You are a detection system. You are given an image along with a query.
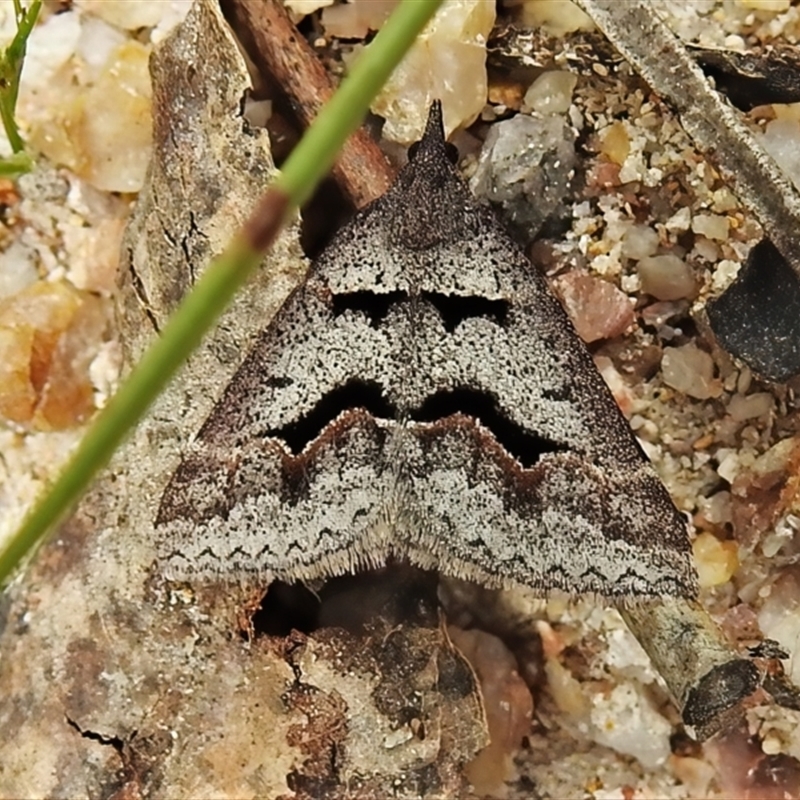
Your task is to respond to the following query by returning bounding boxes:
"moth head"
[407,100,460,166]
[389,101,479,251]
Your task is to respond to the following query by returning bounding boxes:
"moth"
[156,102,697,600]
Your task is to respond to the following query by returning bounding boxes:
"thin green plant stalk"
[0,0,443,587]
[0,0,41,154]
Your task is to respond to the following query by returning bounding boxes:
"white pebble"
[0,241,38,298]
[759,118,800,192]
[21,9,81,92]
[711,259,741,292]
[661,343,718,399]
[692,236,719,263]
[717,451,741,483]
[522,70,578,115]
[692,213,730,241]
[371,0,495,143]
[75,0,166,30]
[665,206,692,232]
[589,683,671,770]
[728,392,774,422]
[621,224,659,260]
[637,253,695,300]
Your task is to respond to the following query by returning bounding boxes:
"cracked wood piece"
[223,0,394,208]
[156,102,697,598]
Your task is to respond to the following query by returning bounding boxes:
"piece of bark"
[223,0,394,209]
[0,2,488,797]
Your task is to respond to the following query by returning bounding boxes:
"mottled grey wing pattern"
[156,103,697,598]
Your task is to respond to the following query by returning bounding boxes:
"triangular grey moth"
[156,102,698,599]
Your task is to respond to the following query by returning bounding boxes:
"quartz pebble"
[78,42,152,192]
[285,0,334,16]
[621,224,659,260]
[321,0,395,38]
[521,70,577,115]
[30,41,153,193]
[449,626,533,796]
[0,241,38,299]
[637,253,696,301]
[371,0,495,143]
[691,213,730,241]
[728,391,774,422]
[0,281,107,429]
[661,343,720,399]
[62,217,126,294]
[518,0,594,36]
[552,271,633,343]
[588,683,672,770]
[665,206,692,233]
[757,567,800,686]
[76,0,167,30]
[759,118,800,192]
[692,532,739,588]
[599,121,630,166]
[470,113,577,239]
[738,0,791,12]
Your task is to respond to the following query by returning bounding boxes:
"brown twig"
[224,0,396,209]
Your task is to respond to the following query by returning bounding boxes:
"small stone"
[0,241,38,299]
[696,491,732,527]
[0,281,108,429]
[693,532,739,588]
[76,0,167,30]
[450,626,533,797]
[62,217,126,294]
[79,42,153,192]
[692,236,720,263]
[665,206,692,233]
[544,657,588,718]
[621,224,659,260]
[285,0,335,16]
[552,271,634,343]
[691,213,730,241]
[759,118,800,192]
[661,343,720,399]
[322,0,394,38]
[599,120,629,166]
[717,450,741,484]
[470,114,577,239]
[589,683,672,770]
[522,70,578,115]
[637,253,696,301]
[371,0,495,143]
[728,392,774,422]
[711,259,741,292]
[519,0,594,36]
[31,41,153,193]
[757,567,800,687]
[738,0,791,10]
